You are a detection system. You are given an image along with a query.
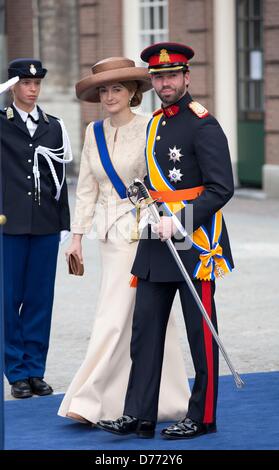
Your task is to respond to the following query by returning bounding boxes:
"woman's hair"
[121,81,143,107]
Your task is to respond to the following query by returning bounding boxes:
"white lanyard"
[33,119,73,204]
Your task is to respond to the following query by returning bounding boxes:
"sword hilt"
[127,178,152,205]
[131,178,150,199]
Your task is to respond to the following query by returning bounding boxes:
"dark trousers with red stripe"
[124,278,219,424]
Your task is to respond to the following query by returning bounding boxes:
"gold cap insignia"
[6,107,14,120]
[30,64,37,75]
[159,49,170,63]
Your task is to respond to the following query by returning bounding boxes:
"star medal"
[168,145,183,162]
[168,167,183,183]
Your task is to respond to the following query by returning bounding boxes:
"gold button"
[28,192,32,196]
[29,143,33,147]
[0,215,7,225]
[27,175,31,179]
[28,159,32,163]
[162,121,166,126]
[156,135,161,141]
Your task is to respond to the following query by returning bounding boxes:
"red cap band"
[148,52,188,67]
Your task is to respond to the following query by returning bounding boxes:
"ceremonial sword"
[127,178,244,389]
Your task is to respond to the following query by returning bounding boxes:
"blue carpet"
[4,371,279,450]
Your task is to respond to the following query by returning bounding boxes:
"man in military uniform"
[97,43,234,439]
[0,59,72,398]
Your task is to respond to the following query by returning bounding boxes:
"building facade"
[2,0,81,168]
[1,0,279,196]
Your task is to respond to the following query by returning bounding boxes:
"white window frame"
[122,0,169,114]
[140,0,169,112]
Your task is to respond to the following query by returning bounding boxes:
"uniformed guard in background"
[97,42,234,439]
[0,58,72,399]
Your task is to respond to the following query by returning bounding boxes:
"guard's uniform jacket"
[132,92,234,282]
[0,104,70,235]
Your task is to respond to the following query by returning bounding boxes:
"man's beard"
[157,84,187,106]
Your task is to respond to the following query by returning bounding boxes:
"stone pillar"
[213,0,238,185]
[122,0,140,64]
[263,0,279,198]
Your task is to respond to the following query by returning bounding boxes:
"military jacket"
[132,92,234,282]
[0,105,70,235]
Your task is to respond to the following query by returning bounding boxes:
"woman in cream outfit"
[58,57,190,424]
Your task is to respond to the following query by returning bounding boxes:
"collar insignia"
[30,64,37,75]
[159,49,170,63]
[42,111,49,123]
[163,104,180,118]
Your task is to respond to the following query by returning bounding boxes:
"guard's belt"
[149,185,205,202]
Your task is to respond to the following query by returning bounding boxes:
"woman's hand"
[65,234,83,264]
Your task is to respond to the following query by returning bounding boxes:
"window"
[140,0,169,112]
[237,0,264,117]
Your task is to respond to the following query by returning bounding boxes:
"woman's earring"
[129,95,134,106]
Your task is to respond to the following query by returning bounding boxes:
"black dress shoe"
[97,415,155,438]
[161,417,217,439]
[29,377,53,396]
[11,379,33,399]
[136,420,155,438]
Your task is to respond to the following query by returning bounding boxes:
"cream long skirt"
[58,220,190,423]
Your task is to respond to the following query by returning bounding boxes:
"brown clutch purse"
[68,253,84,276]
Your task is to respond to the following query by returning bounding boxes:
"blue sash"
[93,121,127,199]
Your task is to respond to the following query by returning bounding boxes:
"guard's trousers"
[124,278,219,424]
[3,233,60,383]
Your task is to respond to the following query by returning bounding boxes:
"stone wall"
[79,0,123,132]
[263,0,279,197]
[5,0,81,169]
[6,0,34,59]
[168,0,214,111]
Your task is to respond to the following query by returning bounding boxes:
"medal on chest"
[168,145,183,162]
[167,146,183,183]
[168,167,183,183]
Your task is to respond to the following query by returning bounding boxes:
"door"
[237,0,264,187]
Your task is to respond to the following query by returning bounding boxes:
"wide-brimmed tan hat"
[76,57,152,102]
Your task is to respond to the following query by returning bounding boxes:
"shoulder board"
[153,108,163,117]
[188,101,209,119]
[5,106,15,120]
[45,113,59,121]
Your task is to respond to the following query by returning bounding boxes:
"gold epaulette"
[153,108,163,117]
[188,101,209,119]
